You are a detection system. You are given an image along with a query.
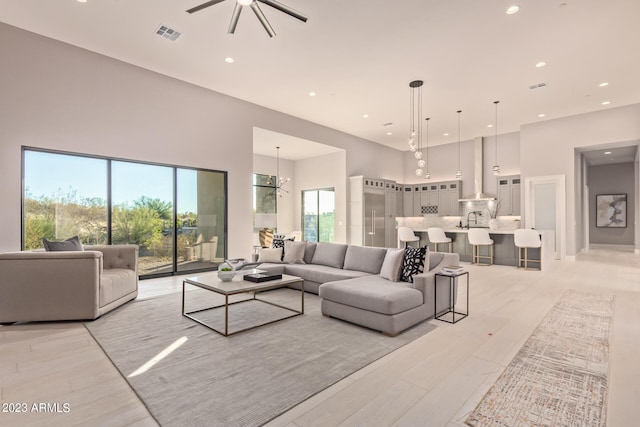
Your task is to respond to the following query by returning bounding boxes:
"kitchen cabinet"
[497,175,521,215]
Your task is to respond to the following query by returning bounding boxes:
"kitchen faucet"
[466,211,481,228]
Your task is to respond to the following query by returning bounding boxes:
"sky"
[24,150,198,213]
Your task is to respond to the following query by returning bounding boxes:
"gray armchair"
[0,245,138,323]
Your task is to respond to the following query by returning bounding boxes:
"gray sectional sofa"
[257,242,459,336]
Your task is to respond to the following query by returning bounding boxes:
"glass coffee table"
[182,272,304,336]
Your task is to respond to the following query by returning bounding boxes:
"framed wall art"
[596,194,627,228]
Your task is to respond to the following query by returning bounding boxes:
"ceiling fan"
[187,0,308,38]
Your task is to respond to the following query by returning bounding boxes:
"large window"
[23,148,227,278]
[302,188,335,242]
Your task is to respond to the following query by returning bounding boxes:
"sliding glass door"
[302,188,335,242]
[23,148,227,278]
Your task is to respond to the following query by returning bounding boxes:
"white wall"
[401,131,520,196]
[520,104,640,257]
[0,23,403,255]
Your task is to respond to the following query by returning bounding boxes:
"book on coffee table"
[243,273,283,283]
[441,265,465,275]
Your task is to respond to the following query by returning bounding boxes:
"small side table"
[434,271,469,323]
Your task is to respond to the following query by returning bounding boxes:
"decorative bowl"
[217,263,235,281]
[217,270,235,282]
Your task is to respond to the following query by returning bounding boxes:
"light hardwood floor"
[1,246,638,426]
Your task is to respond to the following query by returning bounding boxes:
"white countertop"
[411,228,518,235]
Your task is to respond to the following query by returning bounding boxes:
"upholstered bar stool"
[514,228,542,270]
[398,227,420,248]
[427,227,452,252]
[468,228,494,265]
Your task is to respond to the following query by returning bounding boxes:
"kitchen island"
[404,228,554,270]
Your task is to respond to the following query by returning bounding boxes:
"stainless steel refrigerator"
[364,191,386,247]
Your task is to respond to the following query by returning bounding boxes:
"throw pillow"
[283,240,307,264]
[257,247,283,263]
[42,236,84,252]
[400,246,427,283]
[272,236,294,260]
[379,248,404,282]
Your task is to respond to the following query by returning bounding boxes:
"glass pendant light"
[455,110,462,179]
[492,100,501,175]
[424,117,431,180]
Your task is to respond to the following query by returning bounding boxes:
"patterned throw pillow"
[272,236,294,260]
[400,246,427,283]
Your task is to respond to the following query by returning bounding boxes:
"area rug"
[85,288,436,427]
[466,289,614,427]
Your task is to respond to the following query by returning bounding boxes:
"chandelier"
[407,80,425,177]
[266,146,290,197]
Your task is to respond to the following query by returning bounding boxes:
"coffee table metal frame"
[434,271,469,324]
[182,274,304,336]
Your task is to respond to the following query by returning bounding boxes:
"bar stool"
[468,228,494,265]
[514,229,542,270]
[398,227,420,248]
[427,227,452,252]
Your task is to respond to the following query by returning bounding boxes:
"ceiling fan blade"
[186,0,227,14]
[250,2,276,37]
[227,2,243,34]
[258,0,308,22]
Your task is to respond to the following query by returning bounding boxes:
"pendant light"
[408,80,425,176]
[424,117,431,180]
[492,101,500,175]
[455,110,462,179]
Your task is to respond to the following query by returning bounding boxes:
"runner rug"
[85,288,436,427]
[466,289,614,427]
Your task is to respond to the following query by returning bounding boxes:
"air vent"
[529,82,547,90]
[155,25,182,41]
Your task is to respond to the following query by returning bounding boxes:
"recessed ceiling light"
[224,57,234,63]
[536,61,546,68]
[604,151,612,155]
[362,114,369,118]
[538,113,546,117]
[443,133,449,136]
[506,5,520,15]
[77,0,87,3]
[308,91,316,97]
[599,82,609,87]
[386,132,392,136]
[487,124,493,128]
[601,101,611,105]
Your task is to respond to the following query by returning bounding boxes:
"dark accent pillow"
[400,246,427,283]
[42,236,84,252]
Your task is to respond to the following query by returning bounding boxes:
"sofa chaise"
[257,242,459,336]
[0,245,139,323]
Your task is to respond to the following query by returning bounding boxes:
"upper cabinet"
[401,180,461,216]
[497,175,521,216]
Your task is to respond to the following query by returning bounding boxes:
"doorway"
[524,175,566,260]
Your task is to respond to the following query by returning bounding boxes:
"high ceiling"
[2,0,640,155]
